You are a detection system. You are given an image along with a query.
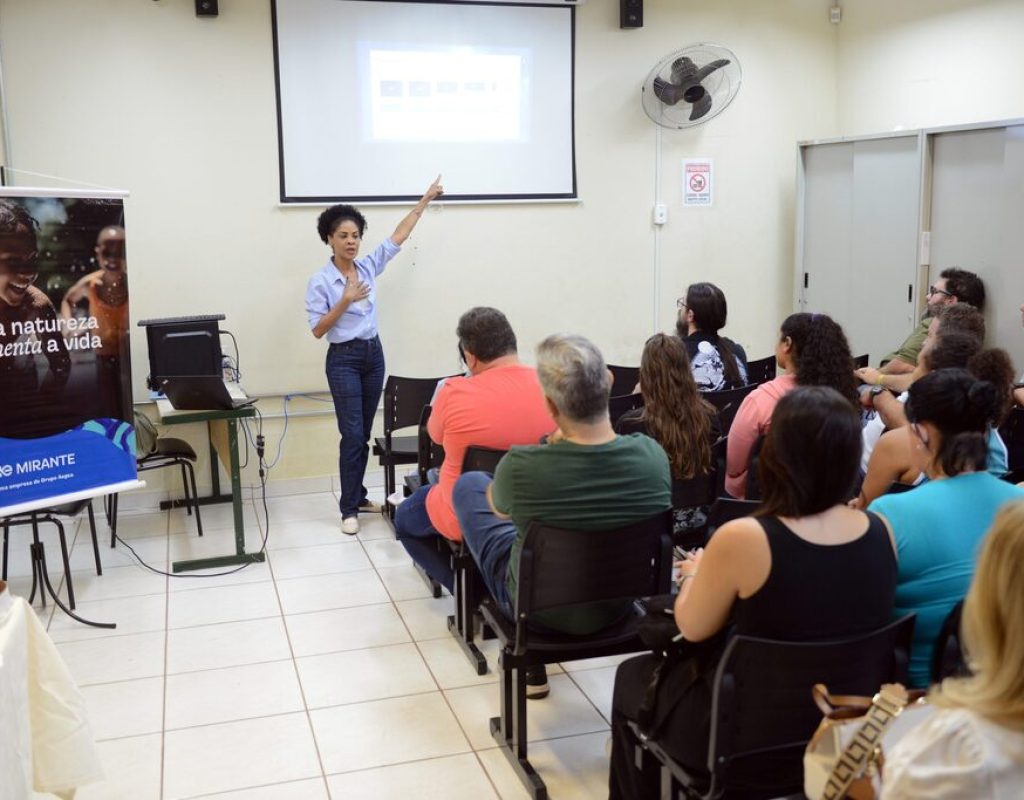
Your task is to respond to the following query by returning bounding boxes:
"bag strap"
[821,684,911,800]
[812,684,874,716]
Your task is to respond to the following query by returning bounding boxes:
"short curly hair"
[780,313,859,406]
[0,198,38,237]
[317,204,366,243]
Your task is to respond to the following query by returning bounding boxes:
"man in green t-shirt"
[878,267,985,374]
[452,333,671,699]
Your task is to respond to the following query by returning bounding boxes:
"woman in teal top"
[870,368,1024,687]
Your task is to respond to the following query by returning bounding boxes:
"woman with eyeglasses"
[868,368,1024,688]
[675,282,748,392]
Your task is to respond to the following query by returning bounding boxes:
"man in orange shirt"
[394,307,555,592]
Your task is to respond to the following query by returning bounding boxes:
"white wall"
[836,0,1024,134]
[0,0,838,484]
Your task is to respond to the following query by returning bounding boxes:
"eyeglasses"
[927,285,952,298]
[675,298,687,310]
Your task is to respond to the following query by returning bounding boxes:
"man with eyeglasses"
[0,198,71,436]
[878,267,985,376]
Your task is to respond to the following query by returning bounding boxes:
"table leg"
[171,416,266,572]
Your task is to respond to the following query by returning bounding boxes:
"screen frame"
[270,0,578,204]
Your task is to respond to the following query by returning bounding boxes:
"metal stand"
[26,517,115,629]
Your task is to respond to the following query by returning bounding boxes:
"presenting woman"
[306,176,443,534]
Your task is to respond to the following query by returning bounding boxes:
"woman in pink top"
[725,312,858,498]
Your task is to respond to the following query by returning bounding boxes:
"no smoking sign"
[683,159,713,206]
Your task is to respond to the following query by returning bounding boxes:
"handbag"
[635,594,726,737]
[804,683,932,800]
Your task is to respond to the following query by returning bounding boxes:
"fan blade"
[692,58,731,84]
[653,76,684,106]
[689,92,713,121]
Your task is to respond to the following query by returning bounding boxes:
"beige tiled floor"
[14,484,630,799]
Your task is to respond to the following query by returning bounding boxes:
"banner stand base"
[29,541,115,629]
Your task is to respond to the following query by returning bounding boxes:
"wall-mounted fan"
[641,44,741,129]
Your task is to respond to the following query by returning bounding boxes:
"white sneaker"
[341,516,360,535]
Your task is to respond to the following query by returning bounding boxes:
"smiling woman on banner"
[305,176,444,535]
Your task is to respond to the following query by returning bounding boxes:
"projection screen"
[272,0,577,203]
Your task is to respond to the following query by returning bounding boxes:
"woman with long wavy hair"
[882,499,1024,798]
[725,312,858,498]
[615,334,720,541]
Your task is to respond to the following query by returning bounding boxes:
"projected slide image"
[366,48,526,142]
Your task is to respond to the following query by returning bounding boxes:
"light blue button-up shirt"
[305,238,400,343]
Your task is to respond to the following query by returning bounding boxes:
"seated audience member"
[868,369,1024,688]
[1016,300,1024,408]
[452,333,671,697]
[608,387,897,800]
[882,499,1024,799]
[394,307,554,592]
[879,267,985,375]
[857,301,985,398]
[615,333,721,542]
[856,345,1014,507]
[676,282,748,391]
[858,329,984,478]
[725,312,858,498]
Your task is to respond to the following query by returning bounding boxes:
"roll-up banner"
[0,190,136,512]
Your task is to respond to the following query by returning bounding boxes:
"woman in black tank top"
[609,387,898,800]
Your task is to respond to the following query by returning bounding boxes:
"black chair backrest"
[608,364,640,397]
[515,511,673,619]
[744,356,777,386]
[998,406,1024,473]
[931,599,969,683]
[608,392,645,426]
[415,405,446,483]
[854,353,870,369]
[461,445,507,475]
[382,375,455,440]
[702,384,757,436]
[706,496,760,539]
[708,614,915,796]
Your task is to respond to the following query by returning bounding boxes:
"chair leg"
[87,501,102,576]
[447,550,488,675]
[53,516,76,610]
[179,463,193,516]
[2,521,9,581]
[109,493,119,547]
[183,461,204,537]
[491,655,547,799]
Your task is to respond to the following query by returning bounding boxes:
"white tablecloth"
[0,582,103,799]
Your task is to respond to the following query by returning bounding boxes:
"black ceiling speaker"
[195,0,218,16]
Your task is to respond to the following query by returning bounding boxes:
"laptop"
[160,376,256,411]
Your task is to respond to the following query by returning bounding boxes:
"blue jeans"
[326,336,385,517]
[394,484,455,593]
[452,471,516,616]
